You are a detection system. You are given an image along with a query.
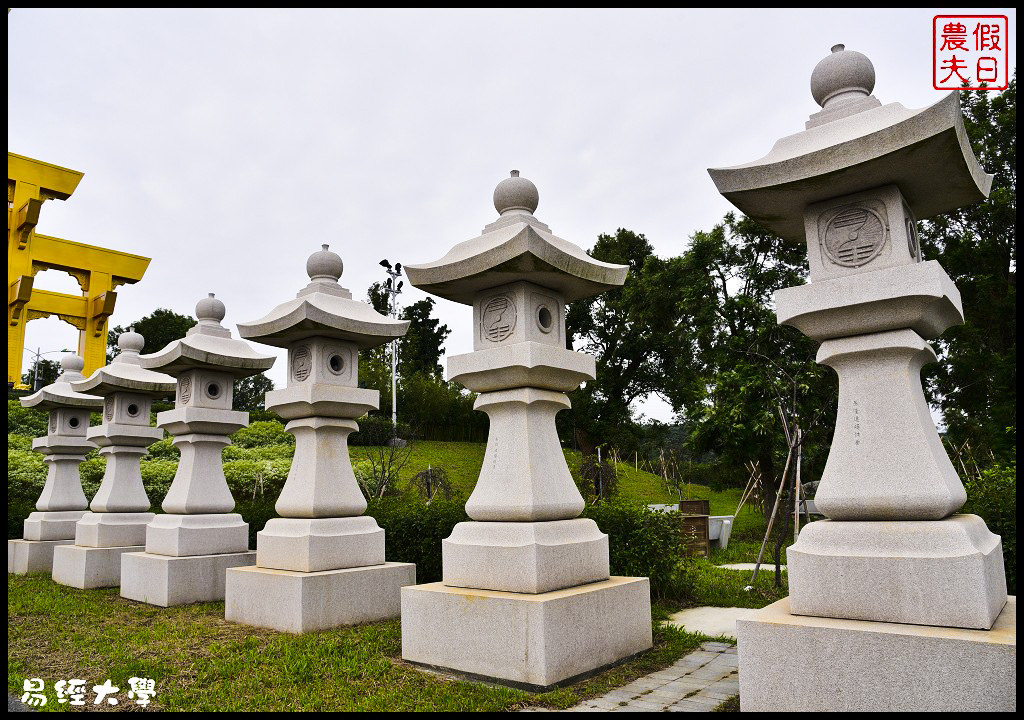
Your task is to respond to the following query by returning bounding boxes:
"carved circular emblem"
[823,206,887,268]
[104,397,115,421]
[906,219,919,260]
[179,376,192,404]
[481,295,516,343]
[292,345,312,381]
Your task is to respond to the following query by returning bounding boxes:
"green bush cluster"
[8,434,46,539]
[962,460,1016,594]
[367,496,469,582]
[7,399,48,438]
[230,420,294,448]
[582,501,687,598]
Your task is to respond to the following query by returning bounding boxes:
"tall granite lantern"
[401,171,652,690]
[8,355,102,574]
[709,45,1014,711]
[119,294,275,606]
[224,245,415,633]
[51,330,175,589]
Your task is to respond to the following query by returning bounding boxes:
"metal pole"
[794,426,803,542]
[391,331,398,426]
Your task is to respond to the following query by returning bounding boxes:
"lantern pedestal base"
[401,577,652,691]
[225,561,415,633]
[52,544,142,589]
[8,539,73,575]
[120,550,256,606]
[737,596,1016,712]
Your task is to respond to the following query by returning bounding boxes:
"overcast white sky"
[8,8,1016,421]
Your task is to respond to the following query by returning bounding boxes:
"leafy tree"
[21,358,61,390]
[664,214,834,486]
[108,308,197,358]
[919,78,1016,460]
[564,229,684,455]
[232,373,274,412]
[399,298,450,378]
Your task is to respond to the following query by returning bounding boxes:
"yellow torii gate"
[8,152,151,386]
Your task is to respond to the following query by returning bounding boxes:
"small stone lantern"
[225,244,414,633]
[51,330,175,589]
[709,45,1011,711]
[119,294,275,606]
[401,171,652,690]
[8,354,102,574]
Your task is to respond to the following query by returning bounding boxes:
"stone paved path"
[523,642,738,712]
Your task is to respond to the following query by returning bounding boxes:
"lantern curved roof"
[238,290,409,350]
[708,91,992,243]
[406,215,627,305]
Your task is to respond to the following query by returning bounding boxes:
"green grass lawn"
[8,575,717,712]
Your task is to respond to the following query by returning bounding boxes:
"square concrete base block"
[145,513,249,556]
[738,596,1016,712]
[8,539,73,575]
[401,577,653,691]
[52,544,143,589]
[24,511,88,541]
[120,550,256,606]
[75,512,155,548]
[225,561,416,633]
[442,519,609,593]
[789,515,1007,628]
[256,516,385,572]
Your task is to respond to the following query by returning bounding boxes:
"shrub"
[8,439,46,538]
[141,458,179,507]
[579,455,620,503]
[963,460,1016,594]
[7,400,48,438]
[583,501,687,598]
[408,466,455,501]
[231,420,294,448]
[145,437,179,459]
[368,496,468,583]
[79,457,107,498]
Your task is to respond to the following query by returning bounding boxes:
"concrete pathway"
[522,642,738,712]
[665,607,760,640]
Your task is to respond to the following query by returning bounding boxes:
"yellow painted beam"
[8,152,152,384]
[7,153,83,201]
[31,234,150,285]
[24,288,88,318]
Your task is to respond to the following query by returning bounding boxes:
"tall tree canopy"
[108,308,197,358]
[920,78,1016,459]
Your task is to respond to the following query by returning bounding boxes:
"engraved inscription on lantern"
[178,375,192,404]
[852,400,861,446]
[820,202,888,268]
[292,345,312,382]
[481,295,516,343]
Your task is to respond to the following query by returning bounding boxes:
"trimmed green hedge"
[583,501,687,598]
[963,460,1016,594]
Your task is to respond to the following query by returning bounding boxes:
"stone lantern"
[709,45,1013,711]
[224,244,415,633]
[119,294,275,606]
[8,354,102,574]
[400,171,652,690]
[50,330,175,589]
